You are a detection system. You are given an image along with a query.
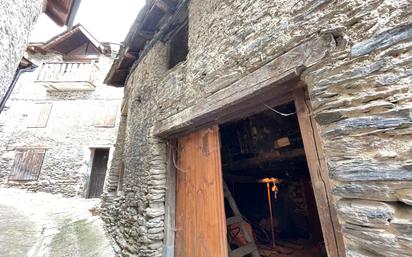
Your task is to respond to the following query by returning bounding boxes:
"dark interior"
[168,22,189,69]
[220,101,326,257]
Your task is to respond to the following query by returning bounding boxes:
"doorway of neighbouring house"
[220,101,326,257]
[87,148,109,198]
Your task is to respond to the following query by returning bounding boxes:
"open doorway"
[87,148,109,198]
[220,101,326,257]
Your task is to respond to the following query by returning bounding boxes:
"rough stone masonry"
[0,0,43,105]
[101,0,412,256]
[0,51,123,197]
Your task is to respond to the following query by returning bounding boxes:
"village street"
[0,188,115,257]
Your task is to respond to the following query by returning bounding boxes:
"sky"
[30,0,145,44]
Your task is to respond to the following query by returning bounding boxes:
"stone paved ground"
[0,188,115,257]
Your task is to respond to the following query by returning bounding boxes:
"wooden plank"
[293,89,346,257]
[139,30,156,40]
[226,215,243,226]
[175,126,228,257]
[231,243,258,257]
[104,104,118,127]
[155,0,176,14]
[9,149,46,181]
[224,148,305,171]
[224,183,260,257]
[274,137,290,148]
[153,35,333,137]
[95,103,118,127]
[163,140,176,257]
[28,103,53,128]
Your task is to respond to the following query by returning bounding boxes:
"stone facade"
[102,0,412,256]
[0,51,123,197]
[0,0,43,106]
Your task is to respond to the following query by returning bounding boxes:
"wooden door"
[88,148,109,198]
[175,126,228,257]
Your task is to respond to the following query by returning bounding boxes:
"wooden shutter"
[28,103,52,128]
[175,126,228,257]
[8,148,46,181]
[95,103,118,127]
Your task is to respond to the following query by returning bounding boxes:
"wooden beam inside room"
[223,148,305,172]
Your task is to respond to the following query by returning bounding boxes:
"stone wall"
[0,53,124,197]
[102,0,412,256]
[0,0,43,105]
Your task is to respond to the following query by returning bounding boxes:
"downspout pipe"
[0,63,38,114]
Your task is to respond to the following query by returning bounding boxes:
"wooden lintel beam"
[152,35,334,137]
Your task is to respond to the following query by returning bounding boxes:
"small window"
[8,148,46,181]
[28,103,52,128]
[168,22,188,69]
[94,103,118,127]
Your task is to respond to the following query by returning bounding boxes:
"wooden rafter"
[224,148,306,171]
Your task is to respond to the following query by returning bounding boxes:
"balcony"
[36,61,99,91]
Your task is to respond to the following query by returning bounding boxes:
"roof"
[45,0,82,27]
[28,24,106,56]
[19,57,35,69]
[105,0,189,87]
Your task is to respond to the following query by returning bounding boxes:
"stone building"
[0,25,123,198]
[102,0,412,257]
[0,0,81,112]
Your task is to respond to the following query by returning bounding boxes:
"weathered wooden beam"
[224,148,305,171]
[124,51,139,58]
[293,89,346,257]
[155,0,176,14]
[139,30,155,40]
[152,35,334,137]
[163,140,177,257]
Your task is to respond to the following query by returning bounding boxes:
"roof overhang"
[19,57,35,69]
[105,0,190,87]
[45,0,82,27]
[41,24,105,55]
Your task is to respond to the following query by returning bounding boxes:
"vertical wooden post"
[164,140,177,257]
[293,88,346,257]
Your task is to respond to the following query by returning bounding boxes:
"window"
[94,103,118,127]
[28,103,52,128]
[168,22,188,69]
[8,148,46,181]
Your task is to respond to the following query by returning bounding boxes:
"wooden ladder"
[224,183,261,257]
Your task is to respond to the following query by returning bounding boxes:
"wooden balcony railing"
[36,61,99,91]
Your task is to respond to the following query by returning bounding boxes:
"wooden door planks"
[175,126,228,257]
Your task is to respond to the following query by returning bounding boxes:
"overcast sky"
[30,0,145,44]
